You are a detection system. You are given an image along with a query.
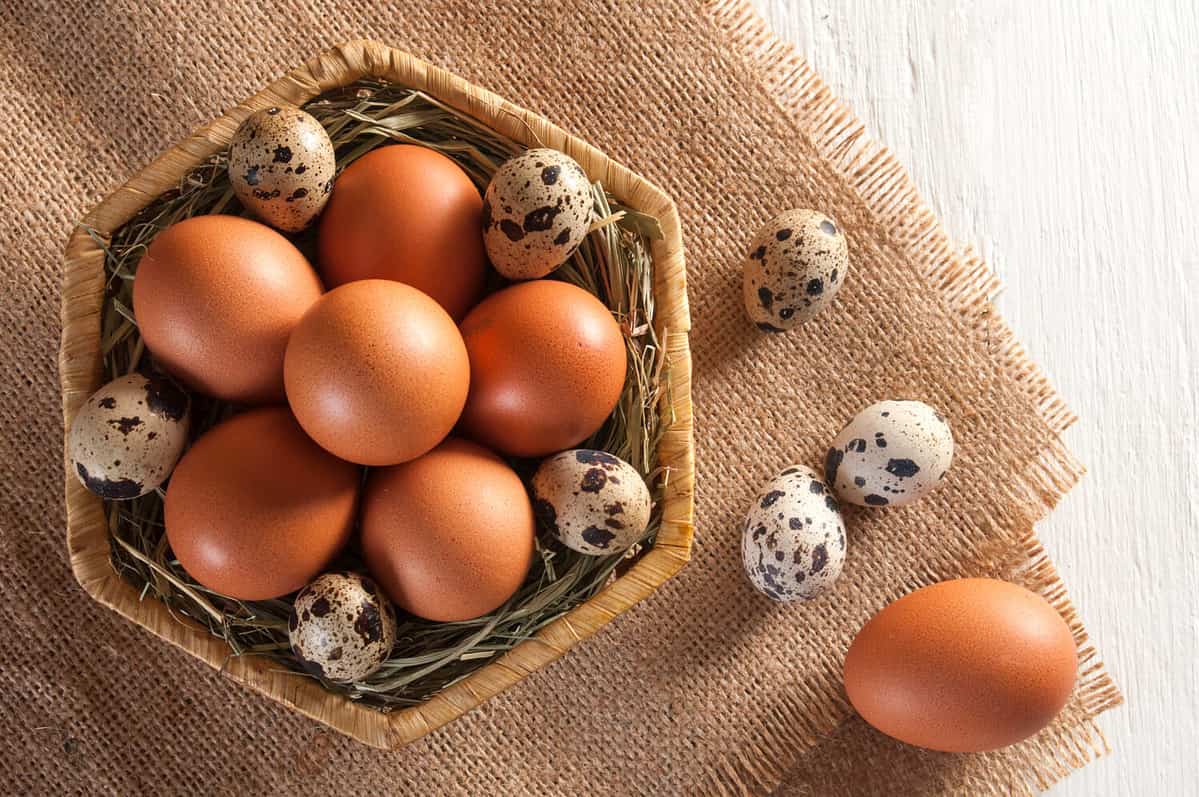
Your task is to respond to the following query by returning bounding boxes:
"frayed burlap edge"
[697,2,1124,794]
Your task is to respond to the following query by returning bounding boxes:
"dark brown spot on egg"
[582,525,616,549]
[885,459,921,478]
[97,397,116,409]
[145,376,188,421]
[327,646,343,661]
[354,601,384,644]
[760,490,785,508]
[758,286,774,310]
[554,228,571,245]
[604,501,624,516]
[295,163,306,174]
[750,245,766,260]
[581,468,607,493]
[272,145,292,163]
[575,450,619,466]
[864,494,890,506]
[810,544,829,574]
[310,597,331,617]
[542,165,560,185]
[806,278,824,296]
[500,219,525,241]
[524,205,560,232]
[107,416,143,435]
[824,447,843,485]
[75,462,142,499]
[776,228,792,241]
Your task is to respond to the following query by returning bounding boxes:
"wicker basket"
[58,39,694,749]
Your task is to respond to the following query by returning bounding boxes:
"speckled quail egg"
[743,208,849,332]
[742,465,846,601]
[824,400,954,508]
[531,449,651,555]
[229,106,336,232]
[482,148,594,280]
[69,373,190,500]
[289,572,397,683]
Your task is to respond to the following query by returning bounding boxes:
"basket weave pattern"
[58,39,694,749]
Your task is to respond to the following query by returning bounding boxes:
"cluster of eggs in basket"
[68,107,652,683]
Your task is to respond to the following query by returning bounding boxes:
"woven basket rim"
[58,39,694,749]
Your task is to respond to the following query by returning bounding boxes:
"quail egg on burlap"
[289,572,397,682]
[531,449,651,555]
[742,465,846,601]
[229,106,336,232]
[743,208,849,332]
[824,400,954,508]
[69,373,190,500]
[482,148,594,280]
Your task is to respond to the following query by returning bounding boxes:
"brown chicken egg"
[284,280,470,466]
[459,280,627,458]
[317,145,487,320]
[843,578,1078,753]
[132,214,323,404]
[360,437,535,622]
[164,407,360,601]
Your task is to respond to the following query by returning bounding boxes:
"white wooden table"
[751,2,1198,794]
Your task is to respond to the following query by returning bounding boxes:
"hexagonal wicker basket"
[58,39,694,749]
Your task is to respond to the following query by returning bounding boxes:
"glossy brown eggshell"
[316,144,487,320]
[283,280,470,466]
[458,280,627,458]
[843,578,1078,753]
[132,214,323,404]
[360,437,535,622]
[164,407,360,601]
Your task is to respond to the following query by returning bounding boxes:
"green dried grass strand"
[92,80,667,710]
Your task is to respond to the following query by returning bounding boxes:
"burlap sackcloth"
[0,1,1121,794]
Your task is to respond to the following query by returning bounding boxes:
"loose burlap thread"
[0,1,1120,795]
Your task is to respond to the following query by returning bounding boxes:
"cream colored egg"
[482,148,593,279]
[742,465,847,601]
[824,400,954,507]
[229,106,336,232]
[69,373,190,499]
[289,572,397,683]
[743,208,849,332]
[531,449,651,555]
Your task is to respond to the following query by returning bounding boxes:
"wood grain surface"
[750,1,1198,794]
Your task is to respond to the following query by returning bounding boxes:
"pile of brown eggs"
[69,107,651,683]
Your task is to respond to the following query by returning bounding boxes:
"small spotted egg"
[229,106,336,232]
[482,148,593,280]
[531,449,651,556]
[69,373,190,500]
[824,400,954,508]
[743,208,849,332]
[289,572,397,683]
[742,465,846,601]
